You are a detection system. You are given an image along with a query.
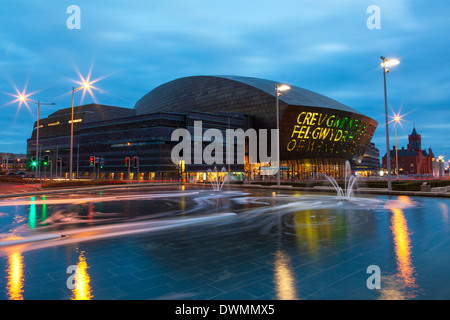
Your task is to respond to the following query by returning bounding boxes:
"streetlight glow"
[10,87,55,182]
[275,83,291,187]
[69,72,102,180]
[381,56,401,191]
[277,84,291,92]
[381,58,400,68]
[391,110,406,181]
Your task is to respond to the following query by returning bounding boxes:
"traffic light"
[31,157,37,167]
[43,155,49,166]
[90,156,95,166]
[132,156,139,168]
[125,157,130,167]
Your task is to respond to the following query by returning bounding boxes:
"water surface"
[0,185,448,300]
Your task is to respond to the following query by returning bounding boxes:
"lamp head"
[381,59,400,68]
[277,84,291,92]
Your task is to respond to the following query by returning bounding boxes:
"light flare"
[71,63,107,105]
[4,85,38,117]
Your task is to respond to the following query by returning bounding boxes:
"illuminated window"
[111,142,157,148]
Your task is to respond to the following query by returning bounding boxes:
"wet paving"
[0,185,449,300]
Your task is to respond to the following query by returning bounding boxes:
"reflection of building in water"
[7,251,24,300]
[292,210,347,256]
[71,251,93,300]
[273,250,299,300]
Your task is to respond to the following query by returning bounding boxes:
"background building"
[382,126,434,177]
[27,75,378,181]
[351,142,380,177]
[433,156,445,178]
[0,153,27,172]
[135,76,378,180]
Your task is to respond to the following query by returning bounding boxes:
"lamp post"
[275,84,291,187]
[380,56,400,191]
[77,143,80,180]
[19,96,55,180]
[394,115,400,180]
[70,82,90,180]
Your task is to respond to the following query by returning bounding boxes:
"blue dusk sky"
[1,0,449,161]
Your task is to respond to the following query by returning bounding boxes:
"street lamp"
[380,56,400,191]
[394,115,400,180]
[69,81,91,180]
[392,112,405,181]
[275,83,291,187]
[18,95,55,180]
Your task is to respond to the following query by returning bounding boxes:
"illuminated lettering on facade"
[283,110,377,159]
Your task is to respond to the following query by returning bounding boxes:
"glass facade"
[27,76,378,181]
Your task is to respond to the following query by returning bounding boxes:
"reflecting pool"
[0,186,449,299]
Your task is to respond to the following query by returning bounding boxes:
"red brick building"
[382,127,434,175]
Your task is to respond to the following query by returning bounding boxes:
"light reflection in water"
[88,203,93,222]
[383,196,418,299]
[440,203,449,230]
[292,210,339,256]
[180,196,185,214]
[7,251,24,300]
[28,197,36,229]
[295,212,319,255]
[98,191,103,213]
[41,196,47,224]
[273,250,299,300]
[71,251,93,300]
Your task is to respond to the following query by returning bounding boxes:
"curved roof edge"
[178,75,362,114]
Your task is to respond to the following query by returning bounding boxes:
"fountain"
[322,161,358,201]
[207,166,228,192]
